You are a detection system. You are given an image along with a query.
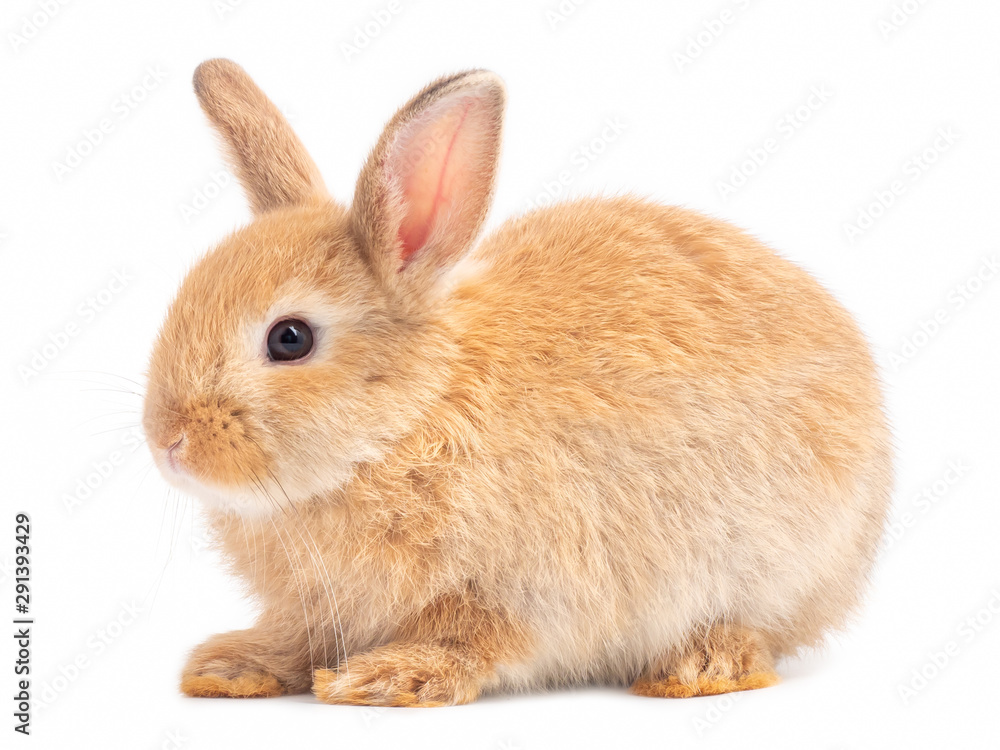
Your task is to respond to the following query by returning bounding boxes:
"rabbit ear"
[193,59,328,215]
[352,70,505,302]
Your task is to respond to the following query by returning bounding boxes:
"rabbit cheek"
[183,400,266,486]
[203,425,259,486]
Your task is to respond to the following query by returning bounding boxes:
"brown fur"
[143,60,892,705]
[181,673,284,699]
[192,59,327,214]
[631,624,779,698]
[313,585,531,706]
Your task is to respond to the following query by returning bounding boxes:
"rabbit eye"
[266,319,314,362]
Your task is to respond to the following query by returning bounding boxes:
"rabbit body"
[144,61,891,705]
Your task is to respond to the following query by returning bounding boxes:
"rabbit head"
[142,60,505,515]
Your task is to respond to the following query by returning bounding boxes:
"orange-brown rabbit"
[142,59,892,705]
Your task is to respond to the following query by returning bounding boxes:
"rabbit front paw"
[180,628,310,697]
[313,644,481,707]
[181,670,284,698]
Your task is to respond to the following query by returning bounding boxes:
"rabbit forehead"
[164,205,370,351]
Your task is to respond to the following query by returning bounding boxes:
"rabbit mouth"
[146,431,286,516]
[165,436,185,473]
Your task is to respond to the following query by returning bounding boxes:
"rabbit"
[142,58,892,706]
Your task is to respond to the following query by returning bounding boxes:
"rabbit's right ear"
[193,59,327,215]
[352,71,505,304]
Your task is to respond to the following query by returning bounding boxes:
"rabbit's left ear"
[193,59,328,215]
[352,71,505,301]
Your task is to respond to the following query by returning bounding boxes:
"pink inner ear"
[393,98,476,263]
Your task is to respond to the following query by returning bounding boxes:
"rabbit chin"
[159,465,294,518]
[158,453,367,518]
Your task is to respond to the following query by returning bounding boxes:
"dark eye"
[266,319,314,362]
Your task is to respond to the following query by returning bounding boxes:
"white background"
[2,0,998,748]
